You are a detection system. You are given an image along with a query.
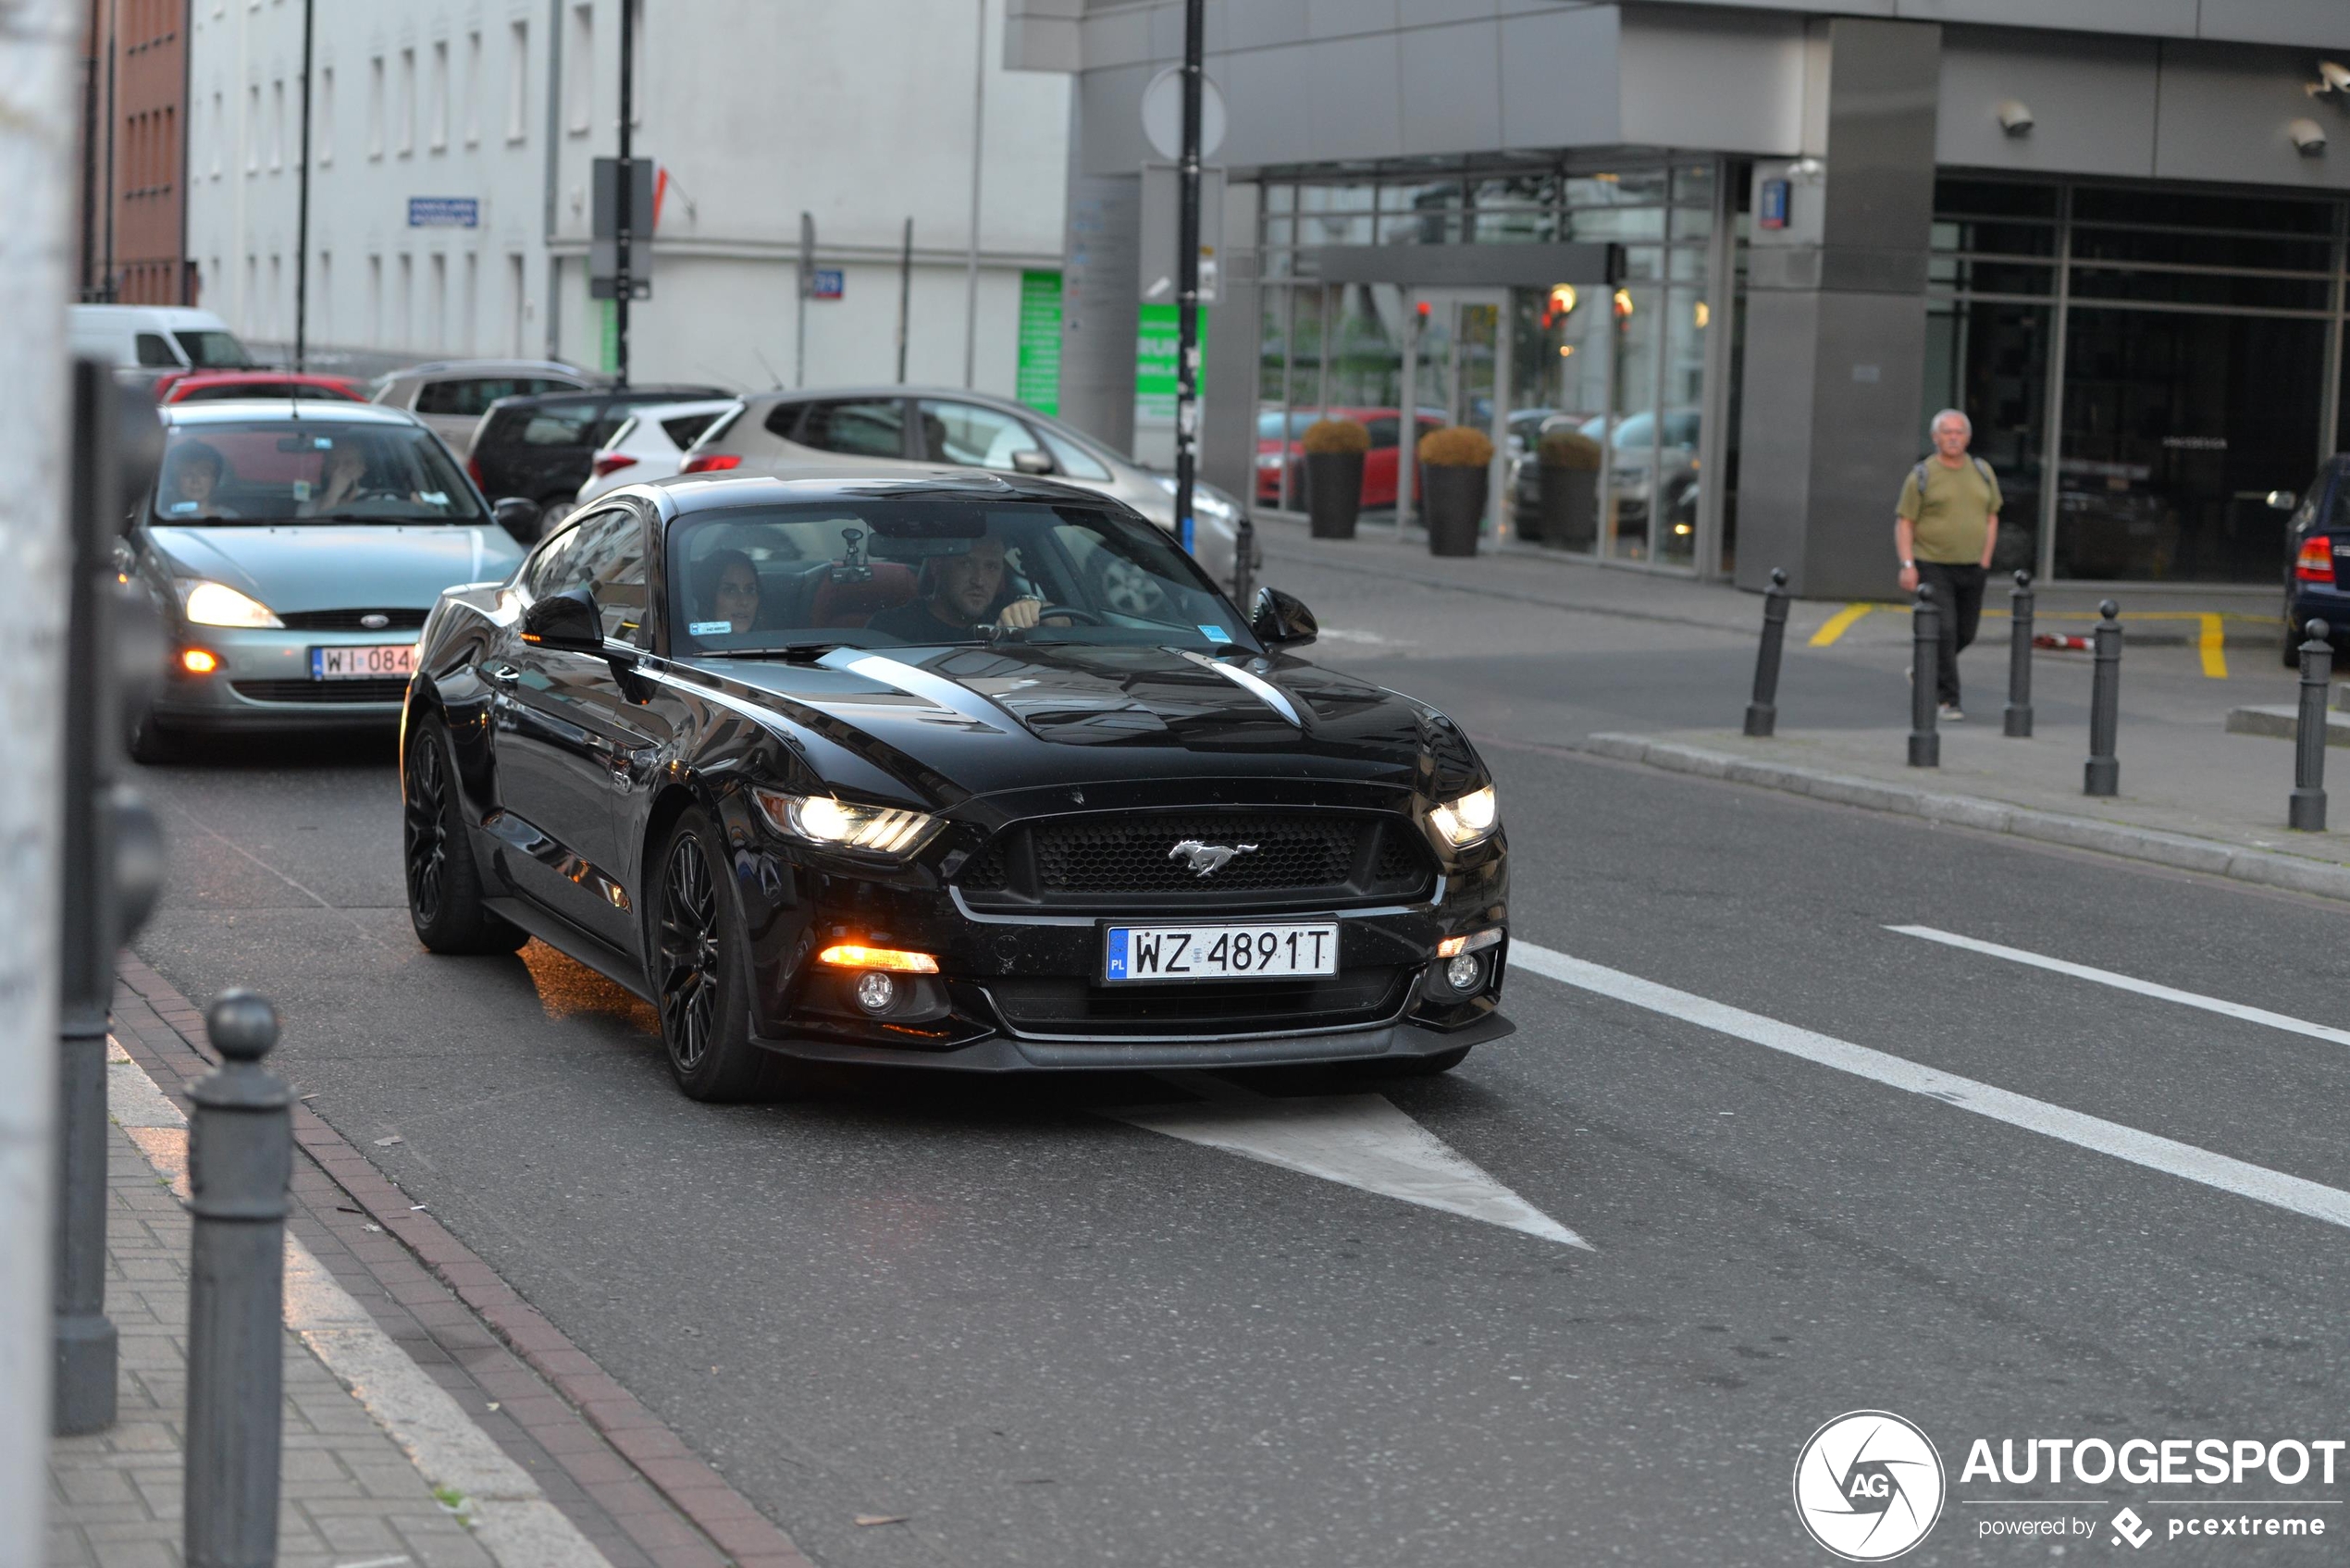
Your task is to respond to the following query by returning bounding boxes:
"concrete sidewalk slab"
[2226,705,2350,746]
[1586,724,2350,905]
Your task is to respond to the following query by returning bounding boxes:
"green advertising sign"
[1134,302,1206,422]
[1016,270,1062,416]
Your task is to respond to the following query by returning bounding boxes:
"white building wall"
[189,0,1071,398]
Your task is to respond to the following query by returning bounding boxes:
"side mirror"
[1010,449,1056,476]
[494,495,544,544]
[519,586,602,652]
[1249,586,1318,649]
[2267,490,2299,513]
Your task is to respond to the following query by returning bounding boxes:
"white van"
[68,305,255,377]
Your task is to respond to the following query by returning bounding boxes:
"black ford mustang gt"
[399,472,1511,1099]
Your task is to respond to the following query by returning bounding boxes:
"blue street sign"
[810,268,844,300]
[408,197,480,228]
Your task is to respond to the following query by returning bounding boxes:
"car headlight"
[1427,784,1499,849]
[752,789,941,856]
[179,579,283,628]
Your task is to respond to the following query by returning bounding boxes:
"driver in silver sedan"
[864,533,1053,640]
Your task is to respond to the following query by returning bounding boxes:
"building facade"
[80,0,192,304]
[1020,0,2350,594]
[185,0,1072,401]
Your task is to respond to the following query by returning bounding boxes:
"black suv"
[469,385,731,517]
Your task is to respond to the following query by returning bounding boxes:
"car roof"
[386,359,590,379]
[489,384,729,410]
[170,370,352,383]
[160,400,427,428]
[627,469,1125,518]
[733,384,1051,409]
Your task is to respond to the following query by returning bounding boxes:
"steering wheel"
[1002,603,1104,633]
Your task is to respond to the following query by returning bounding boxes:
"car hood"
[150,524,525,612]
[675,640,1482,807]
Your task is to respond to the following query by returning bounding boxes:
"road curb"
[109,953,820,1568]
[1582,733,2350,905]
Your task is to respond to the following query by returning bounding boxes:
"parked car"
[367,359,600,456]
[1512,408,1701,537]
[573,398,741,508]
[122,401,531,759]
[69,305,254,386]
[399,471,1510,1096]
[1255,406,1444,512]
[677,387,1254,586]
[158,370,365,404]
[2280,453,2350,666]
[468,384,735,529]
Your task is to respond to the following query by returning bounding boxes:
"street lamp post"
[1172,0,1203,556]
[613,0,636,388]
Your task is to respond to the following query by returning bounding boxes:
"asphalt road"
[128,580,2350,1567]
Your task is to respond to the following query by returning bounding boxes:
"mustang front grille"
[956,810,1434,911]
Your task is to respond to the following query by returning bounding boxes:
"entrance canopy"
[1303,242,1624,290]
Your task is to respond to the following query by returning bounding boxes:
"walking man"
[1896,409,2001,721]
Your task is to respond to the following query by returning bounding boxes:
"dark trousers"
[1916,562,1986,707]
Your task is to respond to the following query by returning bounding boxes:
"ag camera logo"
[1794,1411,1948,1561]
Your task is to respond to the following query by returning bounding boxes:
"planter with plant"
[1300,417,1370,539]
[1534,427,1602,550]
[1416,426,1494,557]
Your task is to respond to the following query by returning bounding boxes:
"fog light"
[1444,954,1482,991]
[180,648,219,675]
[816,943,939,973]
[853,971,898,1013]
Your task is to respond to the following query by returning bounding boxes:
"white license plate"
[1104,922,1339,982]
[310,643,415,680]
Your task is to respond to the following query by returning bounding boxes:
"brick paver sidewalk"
[45,1043,604,1568]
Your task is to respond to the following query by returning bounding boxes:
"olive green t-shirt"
[1897,458,2002,564]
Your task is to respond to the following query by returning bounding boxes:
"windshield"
[172,329,254,368]
[669,499,1253,656]
[153,420,489,525]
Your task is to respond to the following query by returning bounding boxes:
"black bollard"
[2084,599,2122,796]
[1910,584,1940,768]
[1231,514,1256,610]
[185,993,292,1568]
[2003,569,2035,739]
[1745,567,1790,737]
[2290,618,2332,833]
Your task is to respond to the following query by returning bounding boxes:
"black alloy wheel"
[649,809,780,1102]
[402,713,526,955]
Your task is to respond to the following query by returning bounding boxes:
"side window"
[520,405,598,446]
[519,520,588,599]
[916,400,1034,471]
[762,401,805,440]
[793,399,908,459]
[1031,423,1112,481]
[135,333,179,367]
[570,509,649,642]
[518,377,575,398]
[661,411,722,449]
[1364,417,1400,450]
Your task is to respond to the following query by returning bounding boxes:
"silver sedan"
[125,401,528,759]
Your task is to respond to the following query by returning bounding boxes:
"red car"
[156,370,366,404]
[1255,406,1445,510]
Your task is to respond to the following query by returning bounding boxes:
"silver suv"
[368,359,600,456]
[677,386,1253,585]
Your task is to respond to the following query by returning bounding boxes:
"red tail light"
[466,455,484,484]
[680,453,741,475]
[2295,536,2336,585]
[591,452,639,478]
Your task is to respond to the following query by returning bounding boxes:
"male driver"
[864,532,1049,641]
[1896,409,2001,721]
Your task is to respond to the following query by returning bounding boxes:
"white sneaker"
[1939,703,1965,722]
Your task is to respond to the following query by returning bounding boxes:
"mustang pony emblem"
[1169,839,1259,877]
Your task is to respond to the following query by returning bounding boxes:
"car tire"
[648,808,787,1103]
[127,706,179,766]
[539,491,577,529]
[402,712,528,955]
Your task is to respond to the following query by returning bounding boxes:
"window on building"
[464,31,481,145]
[507,253,526,356]
[396,253,413,348]
[462,252,477,352]
[567,4,591,134]
[366,56,383,158]
[244,84,258,172]
[268,78,283,170]
[626,0,643,128]
[367,254,382,342]
[505,20,529,142]
[317,252,332,342]
[398,47,414,155]
[317,68,332,164]
[209,90,222,176]
[429,40,448,152]
[429,253,447,352]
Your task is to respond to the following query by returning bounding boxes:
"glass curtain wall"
[1926,176,2350,583]
[1255,159,1725,574]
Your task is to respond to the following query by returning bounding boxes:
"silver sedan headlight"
[179,579,283,629]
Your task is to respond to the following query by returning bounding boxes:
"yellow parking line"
[1809,603,1874,648]
[2198,613,2227,679]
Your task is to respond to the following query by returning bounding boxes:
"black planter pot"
[1423,465,1488,557]
[1538,465,1599,551]
[1305,450,1365,539]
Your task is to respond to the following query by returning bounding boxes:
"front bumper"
[153,624,415,731]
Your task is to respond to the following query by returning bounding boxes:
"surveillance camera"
[1996,99,2034,137]
[2289,117,2328,156]
[2320,59,2350,93]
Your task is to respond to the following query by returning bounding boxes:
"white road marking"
[1110,1082,1589,1249]
[1887,924,2350,1050]
[1506,941,2350,1234]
